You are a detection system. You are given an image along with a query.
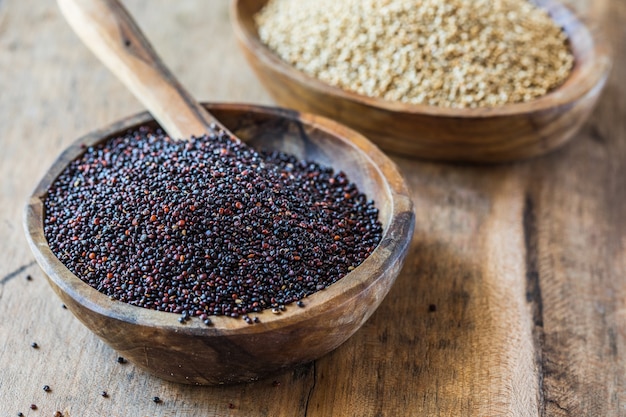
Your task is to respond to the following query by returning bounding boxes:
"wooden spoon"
[57,0,231,140]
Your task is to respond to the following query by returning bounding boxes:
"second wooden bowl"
[24,103,414,385]
[231,0,612,163]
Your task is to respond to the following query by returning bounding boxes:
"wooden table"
[0,1,623,415]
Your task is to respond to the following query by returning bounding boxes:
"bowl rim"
[23,102,415,337]
[231,0,613,118]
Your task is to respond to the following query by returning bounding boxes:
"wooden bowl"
[231,0,612,163]
[24,103,414,385]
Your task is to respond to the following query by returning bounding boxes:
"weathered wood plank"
[0,0,623,416]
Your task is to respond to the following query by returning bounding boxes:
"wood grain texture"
[232,0,612,163]
[1,0,624,415]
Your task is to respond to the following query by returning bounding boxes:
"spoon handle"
[58,0,223,140]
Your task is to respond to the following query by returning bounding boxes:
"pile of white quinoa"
[255,0,574,108]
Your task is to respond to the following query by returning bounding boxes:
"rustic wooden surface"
[0,0,623,416]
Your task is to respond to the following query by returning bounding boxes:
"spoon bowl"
[24,103,414,384]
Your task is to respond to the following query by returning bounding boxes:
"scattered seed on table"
[43,126,382,320]
[117,356,126,364]
[428,304,437,313]
[228,403,236,409]
[62,304,67,309]
[296,300,305,308]
[31,342,38,349]
[30,404,37,410]
[17,412,24,416]
[101,391,109,398]
[43,385,50,392]
[153,396,161,404]
[54,412,63,417]
[26,275,32,281]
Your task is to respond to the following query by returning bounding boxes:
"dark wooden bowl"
[24,103,414,385]
[231,0,612,163]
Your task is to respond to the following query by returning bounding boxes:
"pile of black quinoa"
[43,126,382,319]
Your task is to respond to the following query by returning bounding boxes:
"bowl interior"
[233,0,611,117]
[25,104,412,336]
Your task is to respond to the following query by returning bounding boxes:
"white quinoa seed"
[255,0,574,108]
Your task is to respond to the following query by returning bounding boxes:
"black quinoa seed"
[428,304,437,312]
[31,342,38,349]
[30,404,37,410]
[153,396,161,404]
[101,391,109,398]
[18,412,24,416]
[43,126,382,319]
[26,275,32,281]
[117,356,126,364]
[43,385,50,392]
